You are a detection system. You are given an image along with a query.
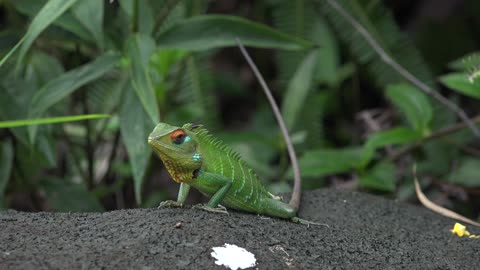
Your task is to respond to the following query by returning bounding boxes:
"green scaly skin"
[148,122,296,220]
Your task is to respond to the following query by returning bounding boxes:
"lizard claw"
[192,204,229,215]
[158,200,183,209]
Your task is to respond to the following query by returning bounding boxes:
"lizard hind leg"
[262,198,297,219]
[262,198,329,227]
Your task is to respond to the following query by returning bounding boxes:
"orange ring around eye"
[170,129,186,140]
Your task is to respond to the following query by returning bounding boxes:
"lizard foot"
[291,217,329,227]
[192,204,229,215]
[158,200,183,209]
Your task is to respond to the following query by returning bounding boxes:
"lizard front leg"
[158,182,190,208]
[192,172,232,214]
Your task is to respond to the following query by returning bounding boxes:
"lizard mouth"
[148,138,190,156]
[148,139,175,153]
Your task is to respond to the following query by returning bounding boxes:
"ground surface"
[0,189,479,270]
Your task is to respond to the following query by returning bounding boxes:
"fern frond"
[318,0,434,88]
[272,0,316,84]
[176,54,219,130]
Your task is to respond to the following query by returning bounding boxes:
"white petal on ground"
[211,243,257,270]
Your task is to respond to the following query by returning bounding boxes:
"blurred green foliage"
[0,0,479,221]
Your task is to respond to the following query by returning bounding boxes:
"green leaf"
[28,53,119,141]
[0,38,23,68]
[151,49,188,78]
[360,127,421,168]
[291,147,363,178]
[281,50,319,130]
[386,83,433,134]
[417,141,458,176]
[40,178,103,212]
[29,53,119,116]
[447,52,480,71]
[126,34,160,124]
[449,158,480,187]
[16,0,80,67]
[440,73,480,99]
[0,114,109,128]
[320,0,434,88]
[118,0,154,34]
[119,84,154,205]
[272,0,317,83]
[359,162,396,192]
[29,51,65,85]
[183,55,219,128]
[313,18,340,86]
[157,15,313,51]
[72,0,104,48]
[0,140,14,207]
[12,0,93,42]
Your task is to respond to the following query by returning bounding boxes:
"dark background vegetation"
[0,0,479,222]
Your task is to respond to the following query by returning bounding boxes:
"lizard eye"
[170,129,186,144]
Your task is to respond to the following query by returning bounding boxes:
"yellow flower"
[451,223,471,237]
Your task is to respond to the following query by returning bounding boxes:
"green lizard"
[148,123,320,224]
[147,40,322,225]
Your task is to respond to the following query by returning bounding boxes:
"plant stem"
[131,0,139,33]
[390,115,480,161]
[82,92,94,190]
[102,131,120,185]
[236,38,302,212]
[323,0,480,138]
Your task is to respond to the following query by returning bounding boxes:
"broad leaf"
[449,158,480,187]
[282,50,319,130]
[417,141,458,176]
[157,15,313,51]
[12,0,92,42]
[151,49,188,78]
[120,84,154,204]
[28,53,119,141]
[29,53,119,116]
[290,147,363,178]
[447,52,480,71]
[0,114,109,128]
[119,0,154,34]
[360,127,421,168]
[72,0,104,48]
[126,34,160,124]
[386,83,433,134]
[40,178,103,212]
[0,84,57,167]
[440,73,480,99]
[359,162,396,192]
[313,18,340,86]
[0,140,14,208]
[16,0,80,67]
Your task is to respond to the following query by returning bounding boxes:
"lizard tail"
[236,38,302,212]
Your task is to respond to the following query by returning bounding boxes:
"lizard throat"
[162,159,190,183]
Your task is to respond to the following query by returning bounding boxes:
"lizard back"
[188,125,273,211]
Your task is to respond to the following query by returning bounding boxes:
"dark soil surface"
[0,189,479,270]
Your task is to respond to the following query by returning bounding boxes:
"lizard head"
[148,123,202,183]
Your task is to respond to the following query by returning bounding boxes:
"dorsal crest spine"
[191,126,248,166]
